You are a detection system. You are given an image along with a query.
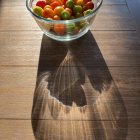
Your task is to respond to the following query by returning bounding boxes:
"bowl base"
[43,28,90,41]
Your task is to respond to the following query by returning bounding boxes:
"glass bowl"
[26,0,103,41]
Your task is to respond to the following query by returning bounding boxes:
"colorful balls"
[65,8,72,15]
[53,15,61,20]
[66,0,74,8]
[66,23,76,33]
[33,0,95,20]
[76,0,84,6]
[73,5,83,13]
[54,24,66,35]
[33,6,43,16]
[43,7,54,18]
[50,1,62,10]
[83,9,93,16]
[54,6,64,16]
[84,2,94,10]
[36,0,47,9]
[44,5,52,9]
[61,10,70,20]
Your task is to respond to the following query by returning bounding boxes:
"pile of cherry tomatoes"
[33,0,95,35]
[33,0,94,20]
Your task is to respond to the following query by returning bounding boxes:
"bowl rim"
[26,0,103,24]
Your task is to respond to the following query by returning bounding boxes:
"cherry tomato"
[76,0,84,6]
[36,0,47,9]
[46,0,52,4]
[65,8,72,15]
[53,15,61,20]
[44,5,52,10]
[83,9,93,16]
[43,8,54,18]
[54,24,65,35]
[33,6,43,16]
[72,26,79,34]
[50,1,62,10]
[62,0,67,5]
[55,0,63,5]
[54,6,64,16]
[67,23,76,33]
[84,2,94,10]
[73,5,83,13]
[66,0,74,8]
[61,10,70,20]
[79,20,88,29]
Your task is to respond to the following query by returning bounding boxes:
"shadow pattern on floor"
[31,31,128,140]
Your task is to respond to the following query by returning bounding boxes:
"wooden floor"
[0,0,140,139]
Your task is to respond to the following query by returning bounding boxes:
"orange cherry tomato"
[50,1,62,10]
[46,0,52,4]
[44,5,52,10]
[54,24,65,35]
[54,6,64,16]
[65,8,72,15]
[76,0,84,6]
[43,8,54,18]
[53,15,61,20]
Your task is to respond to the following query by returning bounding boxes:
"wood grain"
[0,66,139,119]
[0,31,140,67]
[0,0,140,139]
[0,120,140,140]
[126,0,140,33]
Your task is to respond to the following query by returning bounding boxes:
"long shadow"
[31,31,128,140]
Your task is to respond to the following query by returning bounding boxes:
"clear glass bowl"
[26,0,103,41]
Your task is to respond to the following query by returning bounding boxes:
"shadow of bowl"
[31,31,128,140]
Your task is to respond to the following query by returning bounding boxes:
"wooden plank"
[0,120,140,140]
[126,0,140,33]
[103,0,126,4]
[0,66,139,119]
[0,31,140,67]
[0,5,135,31]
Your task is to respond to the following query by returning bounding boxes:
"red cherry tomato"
[54,24,65,35]
[43,8,55,18]
[62,0,67,5]
[36,0,47,9]
[53,15,61,20]
[54,6,64,16]
[50,1,62,9]
[84,2,94,10]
